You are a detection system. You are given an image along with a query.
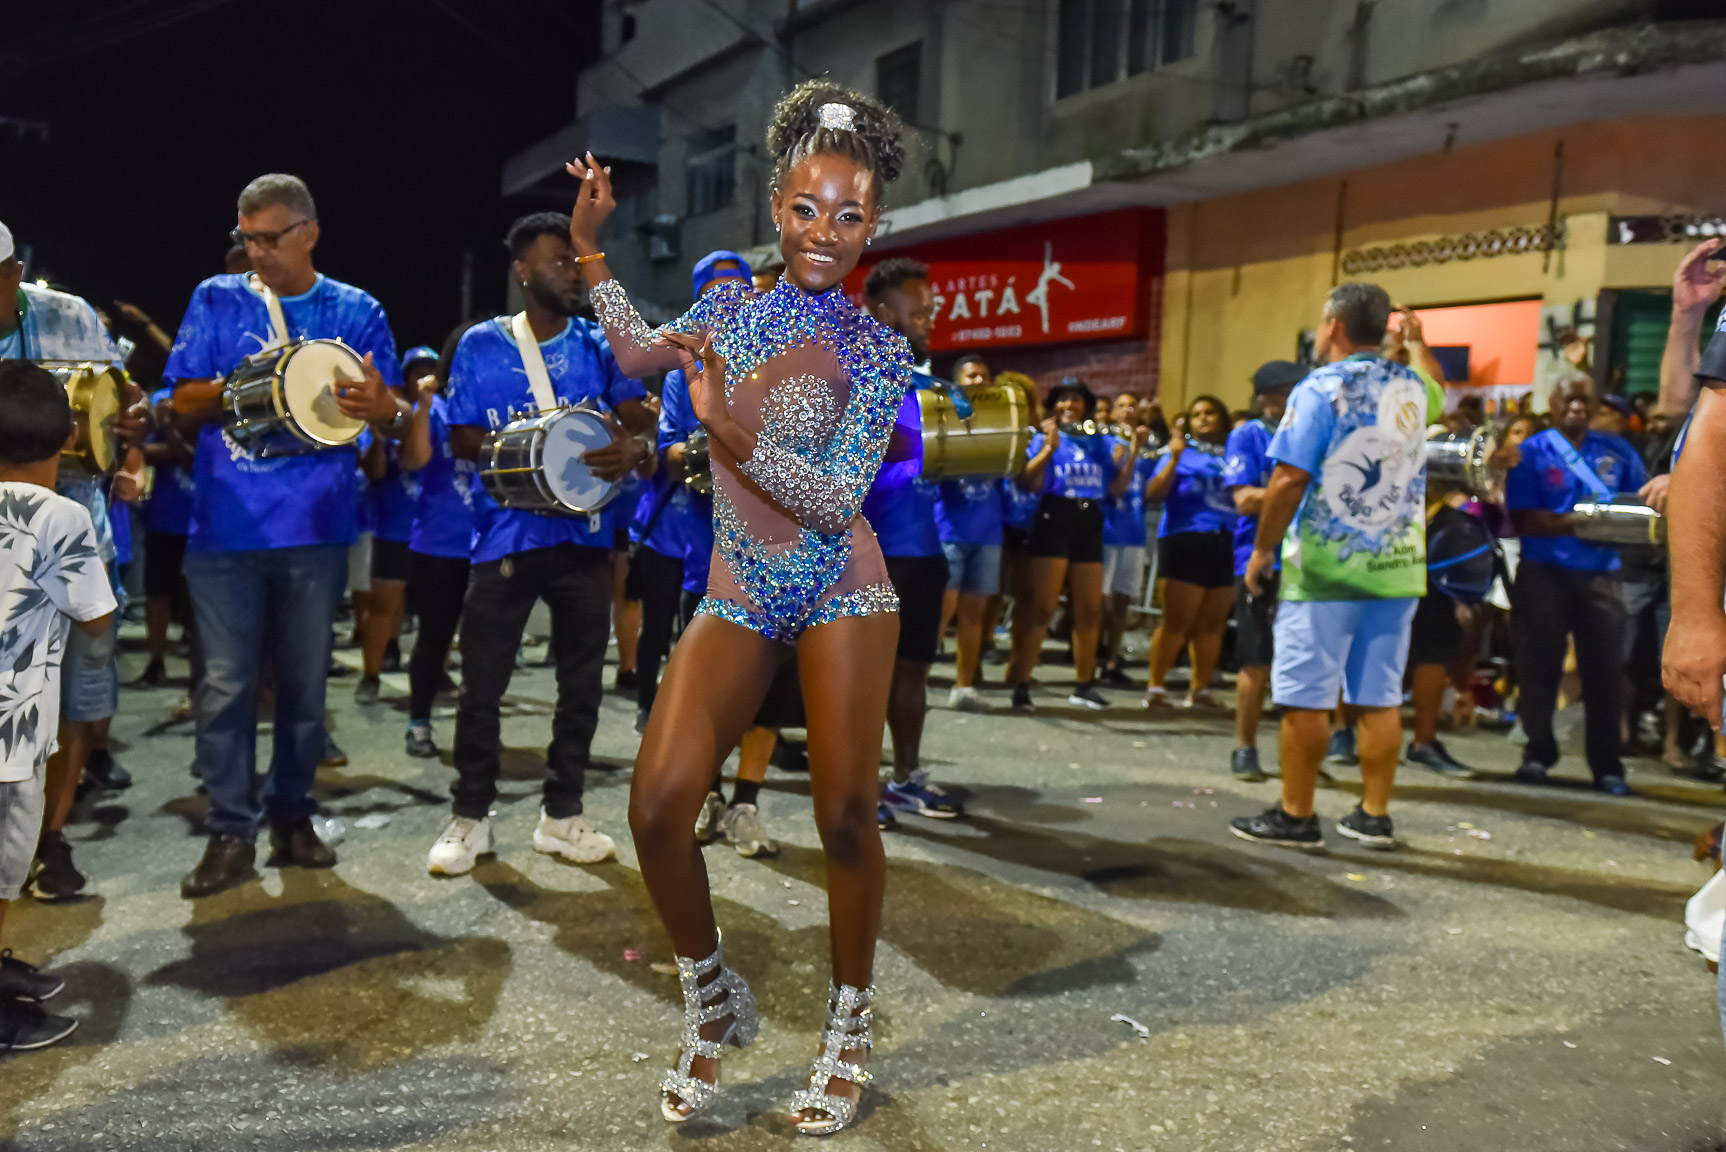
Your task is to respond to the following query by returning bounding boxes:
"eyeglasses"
[229,219,312,250]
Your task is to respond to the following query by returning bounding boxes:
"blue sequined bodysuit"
[593,276,908,642]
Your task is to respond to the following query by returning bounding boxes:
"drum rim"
[478,403,621,515]
[51,362,125,475]
[222,338,366,451]
[278,340,368,446]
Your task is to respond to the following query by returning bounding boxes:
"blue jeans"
[184,544,345,841]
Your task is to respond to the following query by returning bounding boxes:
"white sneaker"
[694,790,726,843]
[947,685,993,713]
[427,815,492,876]
[533,809,617,864]
[718,802,779,858]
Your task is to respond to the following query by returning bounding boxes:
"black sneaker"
[614,669,638,692]
[0,952,63,1002]
[353,677,381,706]
[1326,728,1358,765]
[381,638,402,673]
[633,707,650,735]
[0,996,77,1052]
[131,659,168,688]
[1513,760,1552,786]
[1336,805,1396,849]
[1406,738,1476,780]
[82,749,131,791]
[1596,775,1633,797]
[1230,805,1323,849]
[1011,682,1035,713]
[28,832,86,902]
[1068,682,1109,710]
[1230,747,1267,782]
[404,723,438,759]
[1100,664,1135,688]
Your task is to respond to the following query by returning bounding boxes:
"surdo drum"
[479,405,621,516]
[220,339,368,457]
[39,361,126,475]
[1571,499,1666,548]
[916,380,1031,480]
[1424,426,1502,501]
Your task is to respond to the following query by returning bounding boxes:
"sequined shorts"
[695,581,899,644]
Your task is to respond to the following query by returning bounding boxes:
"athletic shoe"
[614,669,638,692]
[354,677,381,705]
[1406,739,1477,780]
[319,733,348,770]
[719,803,779,858]
[1512,761,1553,786]
[1596,775,1633,797]
[1336,806,1396,849]
[877,801,899,831]
[694,791,726,843]
[404,722,439,759]
[633,706,651,735]
[28,832,85,902]
[883,770,965,819]
[1326,729,1358,765]
[1230,747,1267,782]
[533,810,616,864]
[1142,685,1169,708]
[169,694,193,722]
[132,659,168,688]
[948,685,993,713]
[1229,804,1323,849]
[82,749,131,791]
[1184,689,1222,710]
[0,952,63,1002]
[1011,682,1035,712]
[380,639,402,674]
[427,816,493,876]
[1068,682,1109,710]
[0,997,77,1052]
[1100,664,1136,688]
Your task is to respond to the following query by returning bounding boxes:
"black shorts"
[1001,525,1030,554]
[1158,531,1234,589]
[371,537,412,583]
[1233,571,1280,668]
[1027,495,1105,564]
[885,553,949,664]
[1408,585,1463,667]
[753,652,806,728]
[143,530,187,599]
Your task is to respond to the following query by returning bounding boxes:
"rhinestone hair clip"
[818,102,857,132]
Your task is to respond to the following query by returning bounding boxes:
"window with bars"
[877,41,922,125]
[685,125,736,217]
[1056,0,1198,99]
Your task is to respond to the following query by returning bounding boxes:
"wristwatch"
[385,397,411,434]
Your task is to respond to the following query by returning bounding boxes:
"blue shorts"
[942,541,1001,596]
[1271,598,1417,711]
[62,613,119,723]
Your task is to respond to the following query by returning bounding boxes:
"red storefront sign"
[846,208,1164,352]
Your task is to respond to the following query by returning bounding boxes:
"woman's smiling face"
[770,152,877,293]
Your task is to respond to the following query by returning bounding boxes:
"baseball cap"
[1598,393,1633,417]
[1252,360,1306,395]
[0,220,13,264]
[401,344,439,368]
[691,250,753,299]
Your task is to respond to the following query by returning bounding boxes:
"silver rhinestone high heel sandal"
[660,936,760,1123]
[789,982,874,1136]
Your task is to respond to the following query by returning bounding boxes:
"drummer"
[164,174,407,898]
[1504,380,1646,795]
[424,212,656,877]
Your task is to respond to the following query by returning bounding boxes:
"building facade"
[506,0,1726,412]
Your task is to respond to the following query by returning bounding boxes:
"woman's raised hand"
[662,331,730,431]
[565,151,616,255]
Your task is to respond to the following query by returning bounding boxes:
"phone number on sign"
[951,324,1024,343]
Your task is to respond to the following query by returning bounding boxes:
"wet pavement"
[1,628,1722,1151]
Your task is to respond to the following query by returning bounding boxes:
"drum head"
[281,342,368,445]
[83,367,124,472]
[541,410,616,510]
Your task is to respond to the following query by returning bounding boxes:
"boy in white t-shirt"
[0,361,117,1051]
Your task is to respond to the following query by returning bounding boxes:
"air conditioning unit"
[644,214,680,263]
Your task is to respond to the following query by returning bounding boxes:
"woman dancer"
[567,81,908,1135]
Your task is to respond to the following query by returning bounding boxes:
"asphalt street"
[0,625,1721,1152]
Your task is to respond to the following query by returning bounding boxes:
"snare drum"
[479,405,621,516]
[916,381,1031,480]
[221,339,367,457]
[1571,499,1666,548]
[1425,426,1501,501]
[39,362,126,475]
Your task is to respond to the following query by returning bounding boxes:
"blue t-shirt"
[862,389,943,558]
[633,369,714,593]
[409,396,477,559]
[1222,418,1277,575]
[443,315,646,565]
[935,478,1005,546]
[1103,450,1158,547]
[143,387,197,537]
[163,273,402,553]
[1153,439,1237,538]
[1029,429,1118,501]
[1505,428,1647,573]
[1003,477,1041,531]
[371,444,418,543]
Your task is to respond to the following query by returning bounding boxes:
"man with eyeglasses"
[164,173,406,898]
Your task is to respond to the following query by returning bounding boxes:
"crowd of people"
[0,74,1721,1119]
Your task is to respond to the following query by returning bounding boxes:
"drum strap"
[248,275,292,351]
[1536,428,1612,501]
[509,312,560,414]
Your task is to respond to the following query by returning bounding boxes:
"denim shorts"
[941,541,1001,596]
[1272,597,1417,710]
[0,766,46,900]
[62,613,119,723]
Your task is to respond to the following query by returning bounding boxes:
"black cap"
[1252,360,1305,396]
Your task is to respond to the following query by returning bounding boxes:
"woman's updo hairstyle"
[766,79,905,199]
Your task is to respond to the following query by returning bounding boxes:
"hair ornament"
[817,102,857,132]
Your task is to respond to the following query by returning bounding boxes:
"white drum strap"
[509,312,559,414]
[249,275,292,351]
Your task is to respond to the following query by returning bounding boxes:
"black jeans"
[1512,559,1626,780]
[407,551,470,723]
[634,546,698,714]
[452,543,611,820]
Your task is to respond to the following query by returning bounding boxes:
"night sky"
[3,0,603,367]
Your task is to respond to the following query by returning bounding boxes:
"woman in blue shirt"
[1143,395,1238,708]
[1006,378,1138,711]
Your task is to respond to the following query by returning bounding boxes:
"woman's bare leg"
[361,578,406,680]
[1067,561,1104,683]
[1008,556,1069,685]
[1185,585,1236,698]
[612,552,640,678]
[1147,579,1203,690]
[953,592,987,689]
